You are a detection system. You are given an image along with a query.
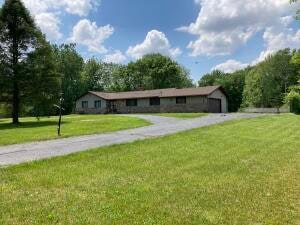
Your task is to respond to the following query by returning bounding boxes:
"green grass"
[153,112,208,119]
[0,115,299,225]
[0,115,150,146]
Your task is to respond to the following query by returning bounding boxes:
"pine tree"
[0,0,41,123]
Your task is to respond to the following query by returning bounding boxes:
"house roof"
[81,86,225,101]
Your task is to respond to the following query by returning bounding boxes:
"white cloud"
[253,27,300,64]
[60,0,100,17]
[22,0,99,17]
[69,19,114,54]
[22,0,49,15]
[35,13,62,40]
[20,0,100,41]
[178,0,300,56]
[104,50,127,64]
[213,60,248,73]
[127,30,182,59]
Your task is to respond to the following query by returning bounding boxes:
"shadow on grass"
[0,121,70,130]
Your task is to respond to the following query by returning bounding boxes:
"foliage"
[0,115,150,146]
[1,115,299,224]
[198,70,225,87]
[111,54,193,91]
[285,82,300,114]
[290,0,300,20]
[243,49,299,108]
[53,44,84,114]
[198,69,247,112]
[81,58,119,92]
[0,0,42,123]
[23,38,61,118]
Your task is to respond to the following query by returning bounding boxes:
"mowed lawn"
[0,115,299,225]
[153,112,208,119]
[0,115,150,146]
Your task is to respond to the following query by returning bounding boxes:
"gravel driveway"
[0,113,265,166]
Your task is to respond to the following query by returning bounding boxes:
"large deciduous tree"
[243,49,299,108]
[81,58,117,92]
[111,54,193,91]
[0,0,41,123]
[53,44,84,114]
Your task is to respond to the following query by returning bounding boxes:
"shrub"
[285,84,300,114]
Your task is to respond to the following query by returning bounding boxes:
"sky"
[0,0,299,82]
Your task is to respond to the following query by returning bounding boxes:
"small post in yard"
[57,96,64,136]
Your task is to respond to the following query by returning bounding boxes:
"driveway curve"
[0,113,265,166]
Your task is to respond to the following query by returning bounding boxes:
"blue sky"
[0,0,299,82]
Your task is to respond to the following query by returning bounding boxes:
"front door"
[107,100,117,113]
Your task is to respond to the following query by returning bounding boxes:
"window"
[176,97,186,104]
[94,100,101,109]
[126,99,138,107]
[150,97,160,106]
[82,101,88,109]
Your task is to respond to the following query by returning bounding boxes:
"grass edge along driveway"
[151,112,209,119]
[0,114,299,225]
[0,114,150,146]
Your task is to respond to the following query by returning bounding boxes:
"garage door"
[208,98,221,113]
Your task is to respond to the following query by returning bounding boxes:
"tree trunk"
[12,80,19,124]
[12,27,19,124]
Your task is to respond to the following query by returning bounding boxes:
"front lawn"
[0,115,299,224]
[153,112,208,119]
[0,115,150,146]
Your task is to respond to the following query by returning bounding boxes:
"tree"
[53,44,84,114]
[290,0,300,20]
[0,0,42,123]
[111,54,193,91]
[285,81,300,114]
[198,69,246,112]
[24,38,61,118]
[81,59,118,92]
[243,49,298,108]
[219,70,247,112]
[198,70,225,87]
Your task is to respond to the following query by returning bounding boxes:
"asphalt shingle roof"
[87,86,224,100]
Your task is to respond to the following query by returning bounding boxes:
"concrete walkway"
[0,113,265,166]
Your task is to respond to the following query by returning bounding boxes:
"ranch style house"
[75,86,228,114]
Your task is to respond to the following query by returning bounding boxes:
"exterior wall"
[208,89,228,113]
[75,89,228,114]
[113,98,161,114]
[75,93,107,114]
[114,96,209,114]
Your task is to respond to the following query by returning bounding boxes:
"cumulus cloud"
[178,0,300,57]
[35,13,62,40]
[104,50,127,64]
[21,0,100,41]
[213,60,248,73]
[23,0,99,17]
[59,0,100,17]
[69,19,114,54]
[253,27,300,64]
[127,30,182,59]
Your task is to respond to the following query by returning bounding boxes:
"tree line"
[1,0,299,123]
[199,49,300,112]
[0,0,193,123]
